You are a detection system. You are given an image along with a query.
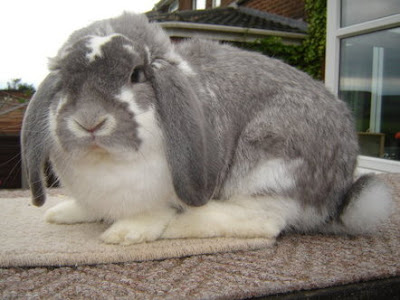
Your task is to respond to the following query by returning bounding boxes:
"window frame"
[325,0,400,173]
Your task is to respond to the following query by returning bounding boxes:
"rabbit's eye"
[131,66,146,84]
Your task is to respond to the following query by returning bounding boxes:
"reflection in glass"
[339,28,400,160]
[341,0,400,27]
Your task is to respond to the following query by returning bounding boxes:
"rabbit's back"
[176,39,358,216]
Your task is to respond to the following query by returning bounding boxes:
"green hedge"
[238,0,327,81]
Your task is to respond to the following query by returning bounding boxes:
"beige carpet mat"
[0,196,272,267]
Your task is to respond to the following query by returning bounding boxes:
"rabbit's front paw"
[100,210,175,245]
[100,219,162,245]
[45,200,95,224]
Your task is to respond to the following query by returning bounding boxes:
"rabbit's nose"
[68,115,116,137]
[75,118,107,133]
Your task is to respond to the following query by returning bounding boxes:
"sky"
[0,0,159,89]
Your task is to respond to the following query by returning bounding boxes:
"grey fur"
[336,174,376,220]
[145,63,222,206]
[21,73,62,206]
[21,13,387,233]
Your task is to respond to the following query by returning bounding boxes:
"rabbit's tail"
[332,174,393,234]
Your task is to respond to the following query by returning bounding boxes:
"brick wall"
[222,0,234,6]
[243,0,305,20]
[178,0,305,20]
[179,0,192,10]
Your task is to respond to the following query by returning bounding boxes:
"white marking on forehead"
[86,34,120,62]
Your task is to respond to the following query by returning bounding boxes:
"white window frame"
[325,0,400,173]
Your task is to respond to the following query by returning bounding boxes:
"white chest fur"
[65,151,176,221]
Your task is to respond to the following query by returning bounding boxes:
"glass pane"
[169,0,179,12]
[339,28,400,161]
[341,0,400,27]
[213,0,221,8]
[193,0,206,10]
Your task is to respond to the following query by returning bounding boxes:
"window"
[169,0,179,12]
[326,0,400,172]
[213,0,221,8]
[193,0,206,10]
[341,0,400,27]
[340,29,400,160]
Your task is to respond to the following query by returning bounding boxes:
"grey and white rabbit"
[21,13,392,245]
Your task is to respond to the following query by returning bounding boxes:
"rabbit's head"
[21,13,220,208]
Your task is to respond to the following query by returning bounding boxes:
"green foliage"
[302,0,327,80]
[238,0,327,80]
[6,78,36,96]
[241,37,303,67]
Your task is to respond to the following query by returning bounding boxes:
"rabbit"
[21,12,392,245]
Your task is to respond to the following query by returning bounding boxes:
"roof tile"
[147,7,307,33]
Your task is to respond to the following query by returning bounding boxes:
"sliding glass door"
[339,28,400,160]
[325,0,400,172]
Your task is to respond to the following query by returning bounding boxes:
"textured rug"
[1,173,399,299]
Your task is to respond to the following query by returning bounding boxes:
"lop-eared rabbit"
[22,13,392,245]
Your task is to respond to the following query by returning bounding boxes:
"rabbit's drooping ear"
[21,73,61,206]
[146,61,221,207]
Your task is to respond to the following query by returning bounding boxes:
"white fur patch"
[86,34,119,62]
[144,45,152,63]
[100,209,176,245]
[123,44,135,55]
[177,60,195,75]
[61,148,176,221]
[49,96,69,146]
[225,158,302,197]
[150,50,195,75]
[116,88,145,115]
[45,200,98,224]
[341,178,393,234]
[163,196,300,239]
[116,87,163,151]
[151,60,164,70]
